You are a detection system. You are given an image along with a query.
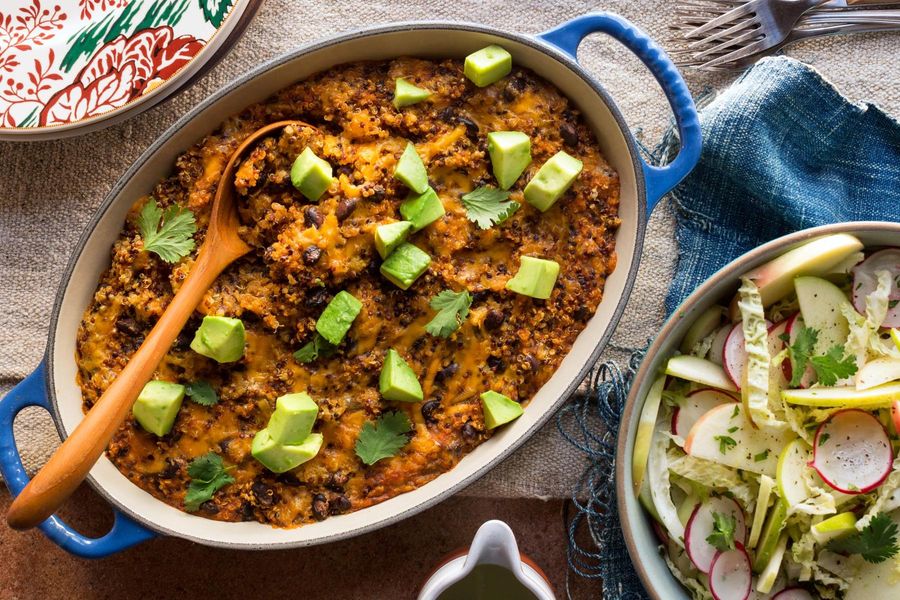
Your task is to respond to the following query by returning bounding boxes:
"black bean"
[252,481,277,507]
[368,185,386,202]
[438,107,456,122]
[329,495,351,515]
[173,327,193,351]
[421,400,441,424]
[326,471,349,492]
[304,206,324,228]
[434,362,459,383]
[461,422,480,439]
[276,472,303,486]
[560,122,579,147]
[159,459,179,480]
[487,355,505,372]
[457,116,479,141]
[241,502,255,521]
[574,306,592,322]
[335,197,359,221]
[312,493,329,521]
[483,310,505,330]
[115,316,141,337]
[306,287,330,309]
[200,500,219,514]
[303,245,322,265]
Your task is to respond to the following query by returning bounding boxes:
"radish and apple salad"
[632,234,900,600]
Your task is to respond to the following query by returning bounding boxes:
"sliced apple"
[748,475,775,550]
[776,438,812,508]
[771,589,815,600]
[795,276,851,356]
[638,476,662,524]
[856,356,900,390]
[666,355,738,392]
[845,510,900,600]
[672,388,738,438]
[751,500,787,574]
[728,233,864,320]
[782,382,900,408]
[892,328,900,352]
[681,305,726,354]
[810,511,857,544]
[632,375,666,494]
[812,409,893,494]
[709,325,732,366]
[684,403,793,476]
[893,400,900,435]
[755,532,788,595]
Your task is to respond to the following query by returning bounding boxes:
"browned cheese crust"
[75,58,620,527]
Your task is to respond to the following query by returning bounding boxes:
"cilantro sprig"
[461,186,520,229]
[185,381,218,406]
[706,512,737,552]
[354,412,413,465]
[425,290,472,338]
[184,452,234,511]
[714,435,737,454]
[137,198,197,263]
[785,325,857,386]
[828,513,900,564]
[294,333,336,364]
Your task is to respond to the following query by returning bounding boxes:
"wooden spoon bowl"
[6,120,318,530]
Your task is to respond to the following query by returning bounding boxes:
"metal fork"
[681,0,830,68]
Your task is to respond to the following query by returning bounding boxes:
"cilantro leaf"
[185,381,218,406]
[753,449,770,462]
[828,513,900,564]
[354,412,413,465]
[706,512,737,552]
[461,186,520,229]
[293,333,336,364]
[714,435,737,454]
[425,289,472,338]
[787,325,818,387]
[810,345,858,386]
[184,452,234,511]
[138,198,197,263]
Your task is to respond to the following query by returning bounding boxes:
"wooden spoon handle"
[6,245,231,530]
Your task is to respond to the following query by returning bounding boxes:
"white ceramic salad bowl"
[0,14,701,556]
[617,221,900,600]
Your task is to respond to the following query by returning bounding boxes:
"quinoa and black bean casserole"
[76,54,621,528]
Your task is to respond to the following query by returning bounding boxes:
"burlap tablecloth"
[1,0,897,498]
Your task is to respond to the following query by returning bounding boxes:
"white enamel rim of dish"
[616,221,900,600]
[46,22,650,548]
[0,0,253,141]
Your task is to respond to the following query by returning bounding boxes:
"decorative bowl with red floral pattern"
[0,0,259,140]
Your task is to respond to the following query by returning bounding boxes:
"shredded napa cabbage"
[648,417,685,546]
[857,457,900,530]
[668,453,758,509]
[662,549,713,600]
[843,270,900,375]
[737,277,784,428]
[689,329,717,360]
[792,467,839,516]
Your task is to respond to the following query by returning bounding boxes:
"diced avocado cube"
[190,316,245,363]
[480,390,523,429]
[315,291,362,345]
[393,78,431,108]
[399,187,445,231]
[251,429,323,473]
[132,380,185,436]
[523,150,583,212]
[379,349,423,402]
[487,131,531,190]
[290,147,334,201]
[464,45,512,87]
[375,220,414,259]
[380,243,431,290]
[505,256,560,300]
[394,142,429,194]
[267,392,319,445]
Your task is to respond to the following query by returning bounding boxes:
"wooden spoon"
[7,120,317,530]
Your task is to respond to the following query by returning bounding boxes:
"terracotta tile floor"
[1,485,598,599]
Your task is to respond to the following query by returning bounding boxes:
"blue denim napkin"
[561,56,900,599]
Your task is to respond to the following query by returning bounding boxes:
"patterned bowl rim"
[0,0,259,140]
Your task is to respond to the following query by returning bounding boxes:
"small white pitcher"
[417,520,556,600]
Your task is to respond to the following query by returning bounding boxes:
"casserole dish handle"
[539,13,702,211]
[0,362,156,558]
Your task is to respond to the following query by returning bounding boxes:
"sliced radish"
[812,409,893,494]
[709,543,752,600]
[852,248,900,328]
[784,313,815,388]
[685,496,747,573]
[672,388,738,438]
[772,588,815,600]
[724,320,772,389]
[710,325,733,366]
